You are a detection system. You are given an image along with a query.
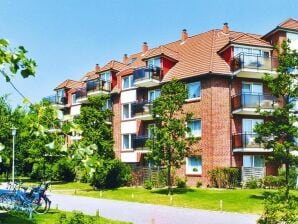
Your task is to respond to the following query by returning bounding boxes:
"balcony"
[242,167,265,181]
[86,79,111,95]
[131,100,153,120]
[133,66,162,87]
[75,88,87,103]
[231,53,278,79]
[231,93,278,115]
[44,95,67,109]
[232,133,272,153]
[132,135,150,151]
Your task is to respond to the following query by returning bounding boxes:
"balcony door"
[242,82,263,108]
[242,119,263,147]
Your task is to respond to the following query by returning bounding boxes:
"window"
[147,57,161,68]
[243,155,264,167]
[234,47,269,57]
[187,120,202,137]
[103,99,112,110]
[72,94,76,104]
[243,119,263,133]
[122,103,133,120]
[122,134,136,150]
[100,71,111,82]
[242,82,263,94]
[186,157,202,175]
[122,75,135,89]
[148,124,156,138]
[187,82,201,99]
[148,89,160,102]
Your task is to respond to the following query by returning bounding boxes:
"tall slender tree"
[146,79,197,194]
[255,40,298,197]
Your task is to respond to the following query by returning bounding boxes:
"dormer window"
[100,71,111,82]
[147,57,161,68]
[234,47,269,57]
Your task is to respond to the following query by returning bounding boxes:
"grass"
[0,209,131,224]
[49,182,268,214]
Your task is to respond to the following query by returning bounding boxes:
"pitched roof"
[229,33,272,48]
[54,79,83,90]
[279,18,298,30]
[100,60,126,72]
[142,45,179,61]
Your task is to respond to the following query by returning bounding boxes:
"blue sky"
[1,0,298,107]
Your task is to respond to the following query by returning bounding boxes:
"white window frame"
[122,75,135,90]
[234,46,270,57]
[148,89,160,102]
[100,71,111,82]
[186,81,201,100]
[243,155,265,168]
[122,103,133,120]
[186,157,202,175]
[242,82,263,94]
[147,57,161,68]
[72,93,77,105]
[187,119,202,138]
[122,134,135,150]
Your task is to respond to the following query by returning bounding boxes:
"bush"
[175,177,187,188]
[59,211,95,224]
[262,175,285,189]
[196,181,202,188]
[52,158,76,182]
[30,162,53,180]
[208,167,240,188]
[257,190,298,224]
[278,167,297,189]
[144,180,153,190]
[91,159,132,189]
[245,178,262,189]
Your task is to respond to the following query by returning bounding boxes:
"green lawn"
[0,210,131,224]
[49,182,281,214]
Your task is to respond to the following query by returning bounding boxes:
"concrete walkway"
[50,193,259,224]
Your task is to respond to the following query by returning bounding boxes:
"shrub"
[52,158,76,182]
[144,180,153,190]
[59,211,95,224]
[91,159,132,189]
[208,167,240,188]
[278,167,297,189]
[257,190,298,224]
[30,162,52,180]
[245,178,262,189]
[196,181,202,188]
[175,177,187,188]
[262,175,285,189]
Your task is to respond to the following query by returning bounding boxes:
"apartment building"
[45,18,298,186]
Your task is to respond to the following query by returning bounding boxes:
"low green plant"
[245,178,262,189]
[262,175,285,189]
[91,159,132,189]
[144,180,153,190]
[257,190,298,224]
[175,177,187,188]
[208,167,240,188]
[59,211,95,224]
[52,158,76,182]
[196,181,202,188]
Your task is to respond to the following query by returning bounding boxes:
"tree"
[75,94,114,160]
[255,40,298,197]
[0,39,36,81]
[146,79,197,194]
[0,95,13,179]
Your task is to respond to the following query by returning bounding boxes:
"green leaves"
[0,38,36,81]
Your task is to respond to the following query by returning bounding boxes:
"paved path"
[50,193,259,224]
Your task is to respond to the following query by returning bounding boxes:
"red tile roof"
[229,33,272,48]
[279,18,298,30]
[142,45,179,61]
[54,79,83,90]
[100,60,126,72]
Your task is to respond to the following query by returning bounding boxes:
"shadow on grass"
[249,191,275,200]
[151,188,195,195]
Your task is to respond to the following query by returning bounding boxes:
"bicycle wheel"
[32,197,48,214]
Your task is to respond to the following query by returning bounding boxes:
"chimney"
[123,54,129,64]
[142,42,148,53]
[223,22,229,34]
[95,64,100,72]
[181,29,188,42]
